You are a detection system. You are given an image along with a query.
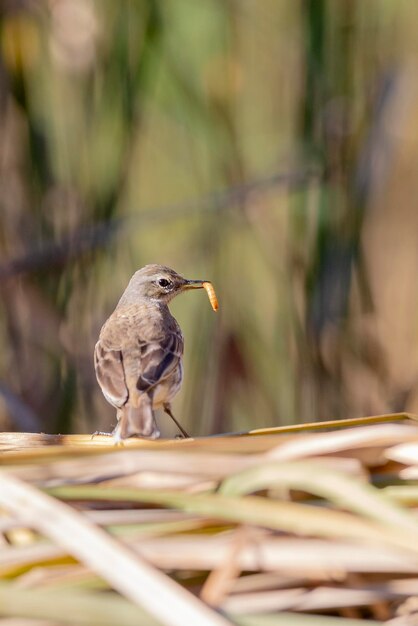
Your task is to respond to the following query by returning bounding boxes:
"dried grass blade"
[219,461,418,534]
[15,563,103,591]
[129,535,418,573]
[224,585,399,613]
[233,612,382,625]
[266,424,418,461]
[85,509,197,525]
[46,486,418,552]
[0,583,158,626]
[7,450,260,485]
[383,486,418,504]
[245,412,417,436]
[0,543,65,569]
[386,442,418,464]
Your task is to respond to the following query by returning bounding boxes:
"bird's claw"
[90,430,113,440]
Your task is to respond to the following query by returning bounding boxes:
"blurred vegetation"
[1,0,418,436]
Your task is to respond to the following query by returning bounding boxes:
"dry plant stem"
[233,613,382,625]
[200,528,249,606]
[0,472,231,626]
[2,537,418,577]
[0,582,156,626]
[47,485,418,554]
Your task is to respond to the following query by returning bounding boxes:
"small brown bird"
[94,264,216,442]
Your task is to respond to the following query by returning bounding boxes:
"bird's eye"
[158,278,171,288]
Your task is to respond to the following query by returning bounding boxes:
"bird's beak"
[182,279,205,290]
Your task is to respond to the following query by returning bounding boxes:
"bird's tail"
[114,395,160,442]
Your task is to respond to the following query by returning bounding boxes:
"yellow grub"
[203,281,219,311]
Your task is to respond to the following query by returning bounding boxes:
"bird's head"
[119,264,205,306]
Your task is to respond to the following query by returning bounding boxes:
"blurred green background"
[1,0,418,437]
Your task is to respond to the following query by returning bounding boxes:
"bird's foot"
[91,430,125,446]
[112,431,125,447]
[90,431,113,440]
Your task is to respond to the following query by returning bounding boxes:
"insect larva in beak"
[202,281,219,311]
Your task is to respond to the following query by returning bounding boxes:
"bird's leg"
[111,409,126,445]
[163,403,190,438]
[111,425,125,446]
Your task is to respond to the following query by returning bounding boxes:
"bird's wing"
[94,340,128,408]
[136,330,183,392]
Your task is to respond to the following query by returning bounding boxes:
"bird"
[94,264,210,442]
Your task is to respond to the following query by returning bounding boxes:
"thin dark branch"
[0,221,122,280]
[0,167,320,280]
